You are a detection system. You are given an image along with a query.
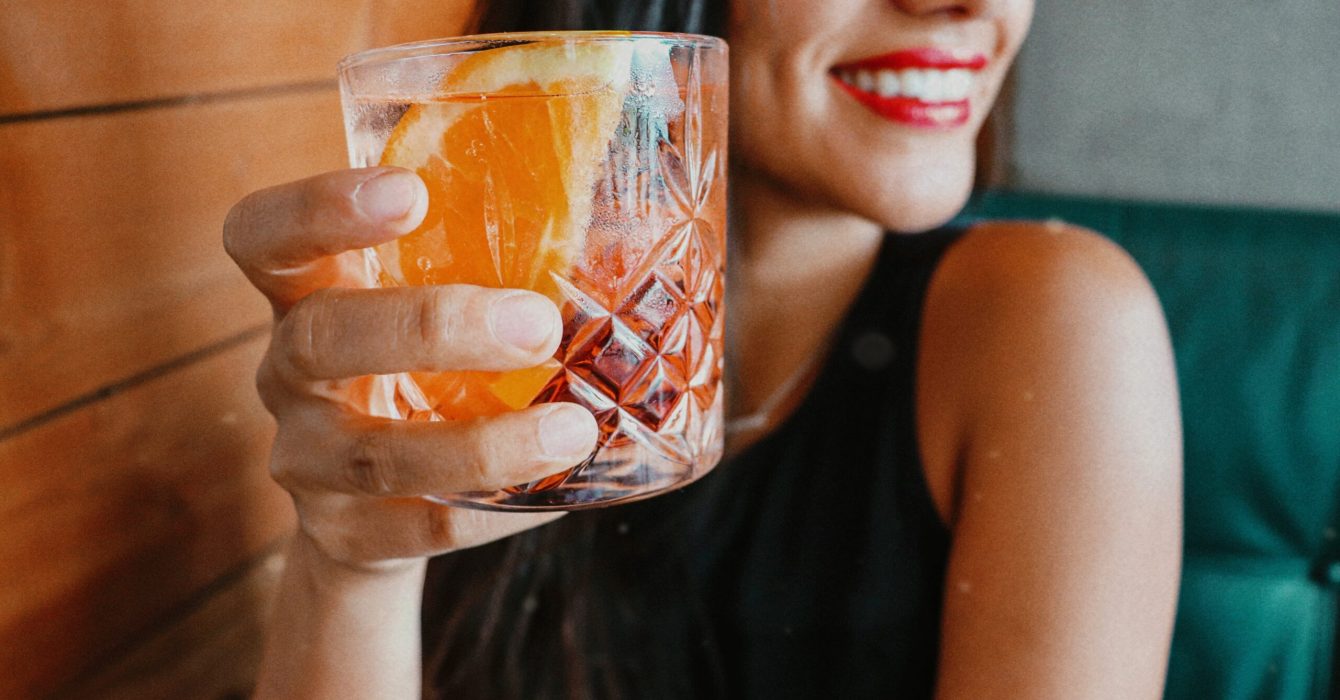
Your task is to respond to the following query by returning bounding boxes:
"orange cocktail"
[339,32,728,509]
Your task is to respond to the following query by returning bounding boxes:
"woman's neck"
[726,169,884,436]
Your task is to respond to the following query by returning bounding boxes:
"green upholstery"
[959,191,1340,700]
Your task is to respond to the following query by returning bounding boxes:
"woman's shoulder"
[919,218,1168,376]
[938,219,1156,309]
[914,218,1179,524]
[921,217,1170,393]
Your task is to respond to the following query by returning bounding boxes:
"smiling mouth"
[831,48,986,128]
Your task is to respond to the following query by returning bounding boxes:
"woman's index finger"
[222,167,428,308]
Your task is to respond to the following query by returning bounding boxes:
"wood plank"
[0,334,292,698]
[52,547,287,700]
[0,90,344,430]
[0,0,476,116]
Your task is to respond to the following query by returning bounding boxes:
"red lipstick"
[833,82,970,128]
[836,47,988,73]
[831,47,987,129]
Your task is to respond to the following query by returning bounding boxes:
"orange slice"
[375,41,634,419]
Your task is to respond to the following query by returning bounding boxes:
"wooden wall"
[0,3,473,697]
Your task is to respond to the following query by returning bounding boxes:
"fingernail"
[538,405,597,459]
[491,293,557,352]
[354,171,418,222]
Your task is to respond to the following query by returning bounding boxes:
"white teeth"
[876,71,900,98]
[855,70,875,92]
[922,71,946,101]
[944,69,972,97]
[838,67,975,102]
[900,70,926,98]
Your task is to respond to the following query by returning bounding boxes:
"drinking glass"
[338,32,728,510]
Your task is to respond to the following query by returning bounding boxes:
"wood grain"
[0,334,291,699]
[0,3,481,696]
[52,547,287,700]
[0,90,345,431]
[0,0,477,116]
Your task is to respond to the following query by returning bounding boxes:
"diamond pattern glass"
[340,33,728,510]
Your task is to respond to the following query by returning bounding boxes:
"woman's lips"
[839,47,988,72]
[831,47,987,128]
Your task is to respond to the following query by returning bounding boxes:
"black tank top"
[423,227,965,700]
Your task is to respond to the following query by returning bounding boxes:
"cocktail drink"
[338,32,728,510]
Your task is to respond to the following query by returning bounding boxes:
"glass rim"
[338,30,727,74]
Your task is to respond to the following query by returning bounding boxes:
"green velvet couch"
[958,192,1340,699]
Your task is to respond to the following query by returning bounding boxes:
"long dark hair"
[469,0,727,35]
[421,7,731,700]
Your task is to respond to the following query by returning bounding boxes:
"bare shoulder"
[938,219,1160,317]
[924,219,1170,375]
[916,219,1180,525]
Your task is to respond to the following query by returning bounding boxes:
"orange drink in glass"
[338,32,728,510]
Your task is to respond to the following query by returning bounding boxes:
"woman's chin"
[857,166,976,234]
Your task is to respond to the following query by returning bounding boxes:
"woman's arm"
[255,537,427,698]
[918,222,1183,699]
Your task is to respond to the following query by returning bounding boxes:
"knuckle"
[277,293,327,377]
[221,197,254,265]
[254,356,288,412]
[255,382,284,418]
[459,418,510,485]
[298,174,357,243]
[424,505,458,549]
[267,433,305,491]
[459,422,492,481]
[413,286,460,358]
[293,179,324,238]
[268,457,300,491]
[344,430,400,495]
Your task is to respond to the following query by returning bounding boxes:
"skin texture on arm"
[254,536,427,698]
[917,222,1183,699]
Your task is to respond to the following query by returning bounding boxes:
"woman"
[226,0,1183,697]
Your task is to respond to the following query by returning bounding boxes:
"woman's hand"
[223,166,598,572]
